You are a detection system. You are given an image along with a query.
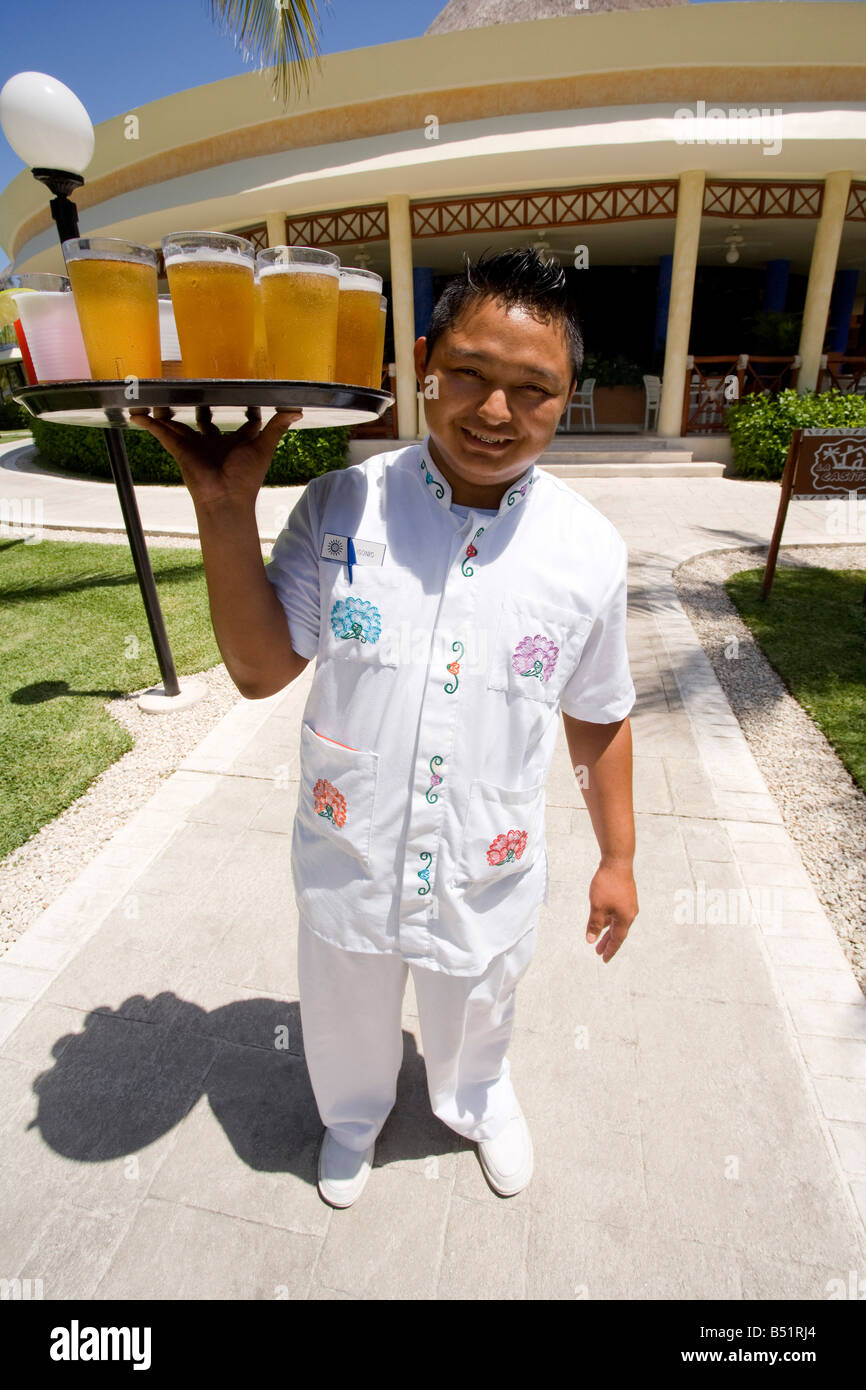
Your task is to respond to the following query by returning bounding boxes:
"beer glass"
[8,272,90,381]
[334,268,383,387]
[257,246,339,382]
[62,238,160,379]
[162,231,255,378]
[370,294,387,391]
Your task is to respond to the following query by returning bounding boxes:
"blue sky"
[0,0,846,268]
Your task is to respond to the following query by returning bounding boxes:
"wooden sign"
[761,428,866,598]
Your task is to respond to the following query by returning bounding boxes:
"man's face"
[413,296,576,505]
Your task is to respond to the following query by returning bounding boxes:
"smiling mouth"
[461,426,514,448]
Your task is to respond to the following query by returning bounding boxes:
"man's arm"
[195,498,310,699]
[561,711,638,962]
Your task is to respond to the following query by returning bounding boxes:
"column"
[413,267,435,339]
[827,267,860,354]
[265,211,286,246]
[387,194,418,439]
[797,171,852,392]
[763,259,790,313]
[653,254,673,355]
[658,170,705,437]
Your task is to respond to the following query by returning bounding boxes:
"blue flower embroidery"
[330,596,382,644]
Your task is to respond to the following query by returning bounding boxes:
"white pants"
[297,913,538,1151]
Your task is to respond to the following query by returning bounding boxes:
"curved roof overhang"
[2,1,865,273]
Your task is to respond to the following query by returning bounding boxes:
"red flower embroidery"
[466,543,477,559]
[486,829,528,867]
[313,777,347,828]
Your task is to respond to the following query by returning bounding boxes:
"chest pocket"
[321,565,407,669]
[486,590,594,707]
[297,722,379,868]
[450,778,546,888]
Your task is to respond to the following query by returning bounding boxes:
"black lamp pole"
[33,168,181,700]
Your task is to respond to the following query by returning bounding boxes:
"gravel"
[0,527,268,956]
[674,542,866,993]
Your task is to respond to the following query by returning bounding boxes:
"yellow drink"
[165,255,255,378]
[335,274,382,387]
[259,264,339,381]
[66,256,160,379]
[253,277,270,378]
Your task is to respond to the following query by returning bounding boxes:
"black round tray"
[12,379,394,430]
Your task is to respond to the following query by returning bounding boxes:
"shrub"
[726,388,866,480]
[581,353,648,388]
[27,416,350,485]
[0,398,29,430]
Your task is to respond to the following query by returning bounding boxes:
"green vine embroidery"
[461,527,485,576]
[444,640,464,693]
[425,756,444,803]
[417,850,432,894]
[419,456,445,499]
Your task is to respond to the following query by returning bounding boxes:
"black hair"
[423,247,583,388]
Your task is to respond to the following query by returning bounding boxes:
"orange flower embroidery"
[313,777,347,828]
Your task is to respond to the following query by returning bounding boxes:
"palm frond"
[207,0,328,109]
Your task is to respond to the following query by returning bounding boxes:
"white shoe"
[477,1105,534,1196]
[317,1129,376,1208]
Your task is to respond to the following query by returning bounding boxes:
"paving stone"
[148,1042,328,1238]
[828,1121,866,1176]
[775,966,864,1006]
[634,995,860,1262]
[92,1197,319,1299]
[798,1036,866,1080]
[813,1077,866,1124]
[526,1213,744,1300]
[15,1202,131,1300]
[313,1164,452,1299]
[788,1001,866,1041]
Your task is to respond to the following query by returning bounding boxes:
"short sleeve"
[264,482,321,660]
[558,531,635,723]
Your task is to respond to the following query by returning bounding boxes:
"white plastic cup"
[10,273,90,381]
[158,294,181,361]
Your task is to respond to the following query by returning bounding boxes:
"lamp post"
[0,72,203,712]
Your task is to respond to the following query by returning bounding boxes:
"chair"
[642,375,661,432]
[560,377,595,432]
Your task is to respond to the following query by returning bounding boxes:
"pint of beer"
[257,247,339,382]
[62,237,160,379]
[334,268,383,387]
[162,231,255,378]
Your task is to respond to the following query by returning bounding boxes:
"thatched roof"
[426,0,686,33]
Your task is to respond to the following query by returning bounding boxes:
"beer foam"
[258,261,338,279]
[164,247,252,267]
[338,272,381,293]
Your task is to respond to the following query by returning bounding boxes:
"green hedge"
[26,415,350,485]
[726,388,866,480]
[0,399,29,430]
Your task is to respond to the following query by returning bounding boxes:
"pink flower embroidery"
[313,777,347,828]
[487,829,528,867]
[512,633,559,683]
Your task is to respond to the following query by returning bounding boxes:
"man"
[131,248,637,1209]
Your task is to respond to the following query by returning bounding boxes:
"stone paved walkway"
[1,440,865,1299]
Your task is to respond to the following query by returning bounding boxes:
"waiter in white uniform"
[132,248,638,1210]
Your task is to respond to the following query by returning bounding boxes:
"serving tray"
[12,379,394,430]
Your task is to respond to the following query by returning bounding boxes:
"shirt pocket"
[322,565,406,669]
[486,590,594,707]
[297,722,380,868]
[450,778,546,888]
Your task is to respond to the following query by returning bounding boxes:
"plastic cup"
[335,267,383,387]
[371,294,387,391]
[62,237,160,379]
[8,272,91,382]
[256,246,340,382]
[162,231,255,378]
[158,294,182,376]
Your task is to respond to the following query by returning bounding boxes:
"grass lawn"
[0,536,222,860]
[724,566,866,794]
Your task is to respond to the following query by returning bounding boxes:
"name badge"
[320,533,386,566]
